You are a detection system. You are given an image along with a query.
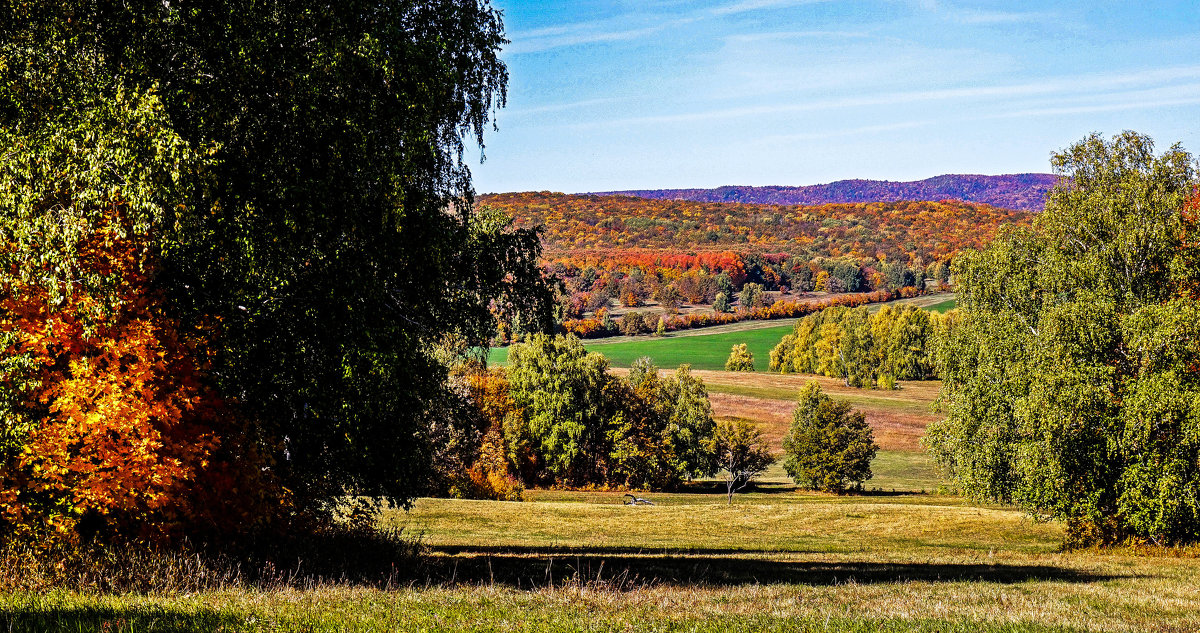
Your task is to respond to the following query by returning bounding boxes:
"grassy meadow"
[489,292,956,370]
[7,293,1200,632]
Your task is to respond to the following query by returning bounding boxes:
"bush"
[725,343,755,372]
[620,311,647,336]
[713,292,731,313]
[783,383,877,493]
[738,283,765,309]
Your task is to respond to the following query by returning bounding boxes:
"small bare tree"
[709,419,775,504]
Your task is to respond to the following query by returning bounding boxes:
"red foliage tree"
[0,213,280,543]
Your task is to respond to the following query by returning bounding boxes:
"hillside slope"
[594,173,1056,212]
[480,192,1032,263]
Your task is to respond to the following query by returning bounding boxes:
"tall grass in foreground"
[0,525,423,594]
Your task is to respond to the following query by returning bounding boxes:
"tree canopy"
[782,383,877,493]
[505,340,718,490]
[0,0,553,539]
[926,132,1200,545]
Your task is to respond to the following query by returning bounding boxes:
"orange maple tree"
[0,211,279,543]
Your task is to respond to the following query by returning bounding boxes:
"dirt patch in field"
[614,368,939,451]
[709,392,793,449]
[709,392,930,452]
[856,409,929,451]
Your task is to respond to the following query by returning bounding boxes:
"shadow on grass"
[671,481,929,497]
[0,604,241,633]
[672,481,797,495]
[422,545,1130,588]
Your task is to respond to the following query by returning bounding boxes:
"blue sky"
[466,1,1200,193]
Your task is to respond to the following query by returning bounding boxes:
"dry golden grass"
[372,488,1200,633]
[694,370,938,452]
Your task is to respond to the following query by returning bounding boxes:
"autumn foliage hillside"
[480,192,1033,264]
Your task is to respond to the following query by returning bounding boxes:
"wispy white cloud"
[502,97,627,118]
[506,0,836,55]
[751,80,1200,148]
[755,120,939,145]
[898,0,1058,27]
[723,30,873,43]
[506,17,698,55]
[569,65,1200,128]
[951,9,1056,25]
[709,0,830,17]
[989,82,1200,119]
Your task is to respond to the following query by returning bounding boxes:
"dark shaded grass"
[417,546,1130,588]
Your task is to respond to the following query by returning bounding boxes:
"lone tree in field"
[725,344,756,372]
[708,419,774,504]
[782,383,877,493]
[926,131,1200,546]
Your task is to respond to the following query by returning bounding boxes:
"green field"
[491,323,795,370]
[926,297,957,312]
[489,293,956,370]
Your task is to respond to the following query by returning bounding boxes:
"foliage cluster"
[709,418,775,504]
[927,132,1200,545]
[424,365,526,502]
[783,383,878,492]
[769,304,949,387]
[725,344,756,372]
[0,216,277,543]
[502,335,721,490]
[545,248,943,341]
[563,288,916,340]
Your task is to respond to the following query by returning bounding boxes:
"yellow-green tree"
[782,383,877,493]
[725,344,756,372]
[927,132,1200,545]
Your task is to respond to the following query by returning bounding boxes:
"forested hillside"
[480,192,1032,263]
[594,173,1056,211]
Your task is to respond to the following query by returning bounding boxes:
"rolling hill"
[593,173,1057,212]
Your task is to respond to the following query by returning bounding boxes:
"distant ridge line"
[590,173,1058,212]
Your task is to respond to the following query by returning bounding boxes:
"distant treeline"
[562,288,923,339]
[497,249,947,342]
[592,173,1057,212]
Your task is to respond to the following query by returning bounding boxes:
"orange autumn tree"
[432,364,525,502]
[0,211,279,543]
